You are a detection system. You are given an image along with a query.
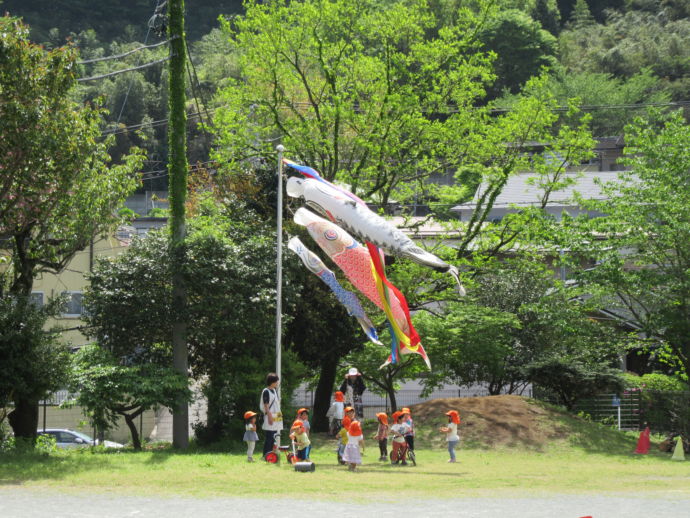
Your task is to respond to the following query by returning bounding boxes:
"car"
[37,428,125,449]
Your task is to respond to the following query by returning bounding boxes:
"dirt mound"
[409,395,572,449]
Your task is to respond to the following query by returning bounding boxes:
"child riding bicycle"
[390,411,411,465]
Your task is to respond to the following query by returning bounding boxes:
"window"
[58,431,78,443]
[30,292,44,307]
[61,291,83,317]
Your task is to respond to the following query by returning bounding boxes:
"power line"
[489,100,690,114]
[185,39,214,128]
[77,56,171,82]
[116,0,166,124]
[99,99,690,138]
[77,38,173,65]
[139,160,217,178]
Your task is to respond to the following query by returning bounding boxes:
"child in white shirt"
[440,410,460,463]
[390,411,410,465]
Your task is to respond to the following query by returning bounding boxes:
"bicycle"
[389,443,416,466]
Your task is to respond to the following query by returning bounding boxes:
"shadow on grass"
[0,450,118,484]
[530,399,642,456]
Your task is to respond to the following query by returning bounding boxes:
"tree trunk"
[488,379,503,395]
[8,397,39,443]
[312,354,338,433]
[123,412,143,451]
[388,389,398,413]
[203,371,225,443]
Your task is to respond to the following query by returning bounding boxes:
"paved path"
[2,489,689,518]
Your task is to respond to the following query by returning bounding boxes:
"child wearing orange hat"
[289,419,311,460]
[336,406,356,464]
[326,391,345,436]
[296,408,311,436]
[440,410,460,463]
[243,411,259,462]
[342,420,364,471]
[401,407,415,452]
[374,412,389,461]
[390,411,410,465]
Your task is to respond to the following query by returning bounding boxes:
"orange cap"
[401,407,411,415]
[243,411,257,420]
[335,391,344,402]
[342,416,352,431]
[375,412,389,425]
[344,406,354,413]
[445,410,460,424]
[297,408,309,416]
[291,419,304,430]
[348,420,362,436]
[391,411,403,422]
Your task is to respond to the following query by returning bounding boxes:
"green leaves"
[68,344,191,448]
[0,293,71,407]
[0,16,145,295]
[569,111,690,379]
[213,0,495,205]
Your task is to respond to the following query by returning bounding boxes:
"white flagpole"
[275,145,284,401]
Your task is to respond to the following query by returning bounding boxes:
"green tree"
[342,332,427,412]
[67,345,191,450]
[0,17,145,441]
[525,358,624,409]
[496,67,669,136]
[568,111,690,379]
[211,0,596,425]
[416,258,625,394]
[558,9,690,100]
[477,9,558,97]
[567,0,595,27]
[85,195,303,443]
[0,294,71,445]
[213,0,495,205]
[531,0,561,34]
[415,301,521,394]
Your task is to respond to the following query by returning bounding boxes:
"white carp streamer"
[286,176,465,295]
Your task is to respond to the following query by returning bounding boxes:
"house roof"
[452,171,624,211]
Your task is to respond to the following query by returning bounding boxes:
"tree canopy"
[0,16,145,441]
[567,111,690,380]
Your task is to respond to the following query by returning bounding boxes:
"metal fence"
[637,390,690,436]
[572,392,641,430]
[538,390,690,433]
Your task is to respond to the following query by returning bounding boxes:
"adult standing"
[340,367,366,419]
[261,372,283,460]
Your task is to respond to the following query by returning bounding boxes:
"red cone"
[634,426,650,454]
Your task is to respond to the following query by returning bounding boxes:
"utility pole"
[168,0,189,449]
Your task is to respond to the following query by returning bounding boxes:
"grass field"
[2,397,688,499]
[1,435,688,499]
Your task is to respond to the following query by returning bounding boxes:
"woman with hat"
[340,367,366,419]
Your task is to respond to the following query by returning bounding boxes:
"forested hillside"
[2,0,244,42]
[3,0,689,200]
